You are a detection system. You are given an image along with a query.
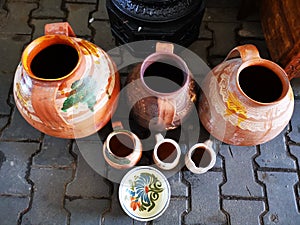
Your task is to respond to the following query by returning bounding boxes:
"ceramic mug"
[103,121,142,169]
[153,133,181,170]
[185,140,216,174]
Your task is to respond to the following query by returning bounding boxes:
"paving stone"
[199,22,213,39]
[183,171,227,225]
[0,34,31,115]
[188,40,211,64]
[257,171,300,225]
[0,142,38,195]
[290,145,300,169]
[33,135,73,167]
[167,171,188,197]
[66,143,111,198]
[291,78,300,98]
[66,0,97,3]
[153,199,187,225]
[238,22,264,39]
[223,199,265,225]
[92,20,115,51]
[206,0,241,8]
[31,0,65,18]
[0,116,8,131]
[102,183,133,225]
[65,3,96,36]
[203,8,241,23]
[289,100,300,143]
[255,128,296,169]
[1,109,41,141]
[22,167,72,225]
[65,198,110,225]
[220,145,264,197]
[92,0,108,20]
[207,22,239,57]
[0,2,35,34]
[31,18,64,39]
[0,196,29,225]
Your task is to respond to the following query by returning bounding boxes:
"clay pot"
[103,121,142,169]
[126,42,197,131]
[13,22,120,138]
[185,140,216,174]
[152,133,181,170]
[199,44,294,146]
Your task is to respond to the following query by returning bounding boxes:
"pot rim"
[21,34,83,82]
[236,59,292,106]
[187,143,216,169]
[140,52,190,96]
[153,138,181,166]
[106,130,139,159]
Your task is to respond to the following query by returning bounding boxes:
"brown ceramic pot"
[126,42,197,131]
[13,22,120,138]
[199,44,294,146]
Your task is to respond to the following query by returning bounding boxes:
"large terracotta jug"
[126,42,197,131]
[13,22,120,138]
[199,44,294,146]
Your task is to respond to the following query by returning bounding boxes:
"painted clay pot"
[199,44,294,146]
[103,121,142,169]
[13,22,120,138]
[126,42,197,131]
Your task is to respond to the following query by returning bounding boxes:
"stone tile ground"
[0,0,300,224]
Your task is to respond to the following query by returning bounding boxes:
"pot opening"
[109,133,135,157]
[238,65,283,103]
[157,142,178,163]
[30,44,79,80]
[143,57,187,93]
[191,146,212,168]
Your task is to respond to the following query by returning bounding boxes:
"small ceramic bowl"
[119,166,171,221]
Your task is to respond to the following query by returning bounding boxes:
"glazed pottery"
[119,166,171,221]
[199,44,294,146]
[185,140,216,174]
[153,133,181,170]
[13,22,120,138]
[103,121,142,169]
[126,42,197,131]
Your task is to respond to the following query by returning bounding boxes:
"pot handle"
[224,44,261,62]
[112,121,124,130]
[156,42,174,53]
[45,22,76,37]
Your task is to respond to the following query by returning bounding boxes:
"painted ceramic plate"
[119,166,171,221]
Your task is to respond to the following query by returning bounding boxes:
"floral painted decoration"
[127,172,164,212]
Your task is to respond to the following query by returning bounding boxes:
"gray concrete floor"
[0,0,300,224]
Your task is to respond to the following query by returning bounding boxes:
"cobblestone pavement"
[1,0,300,224]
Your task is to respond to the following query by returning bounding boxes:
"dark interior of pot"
[238,65,284,103]
[30,44,79,80]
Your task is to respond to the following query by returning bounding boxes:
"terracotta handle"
[112,121,124,130]
[45,22,76,37]
[156,42,174,53]
[224,44,261,62]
